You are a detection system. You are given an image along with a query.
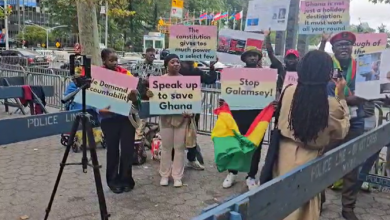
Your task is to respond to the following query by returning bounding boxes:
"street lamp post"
[4,0,9,49]
[22,24,67,48]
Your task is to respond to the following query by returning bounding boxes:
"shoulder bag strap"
[274,84,293,128]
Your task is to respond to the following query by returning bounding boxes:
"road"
[1,107,390,220]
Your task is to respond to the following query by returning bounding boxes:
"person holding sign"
[177,60,218,169]
[264,29,299,94]
[98,49,139,194]
[319,32,368,220]
[272,50,350,220]
[149,54,192,187]
[220,49,267,190]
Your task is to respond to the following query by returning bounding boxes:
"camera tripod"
[44,83,110,220]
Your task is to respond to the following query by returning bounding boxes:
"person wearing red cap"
[319,31,367,220]
[263,30,299,95]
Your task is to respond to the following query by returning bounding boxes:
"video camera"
[69,54,92,88]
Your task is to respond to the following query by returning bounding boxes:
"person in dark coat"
[170,61,218,170]
[219,49,267,190]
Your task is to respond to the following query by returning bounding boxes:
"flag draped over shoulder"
[211,103,275,173]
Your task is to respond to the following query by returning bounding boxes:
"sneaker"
[223,172,237,188]
[160,177,169,186]
[246,177,258,190]
[187,161,205,170]
[174,179,183,187]
[361,182,370,192]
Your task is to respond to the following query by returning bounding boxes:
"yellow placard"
[172,0,183,8]
[56,42,61,48]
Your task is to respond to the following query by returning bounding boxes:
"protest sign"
[221,68,277,110]
[73,66,139,116]
[353,33,388,57]
[169,25,217,61]
[298,0,350,35]
[217,29,264,65]
[149,76,201,115]
[355,49,390,99]
[245,0,291,32]
[283,72,298,89]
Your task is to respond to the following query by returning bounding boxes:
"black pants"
[101,116,135,188]
[228,109,263,178]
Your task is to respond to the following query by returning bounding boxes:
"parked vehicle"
[0,49,48,66]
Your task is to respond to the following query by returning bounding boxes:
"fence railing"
[193,105,390,220]
[0,64,232,138]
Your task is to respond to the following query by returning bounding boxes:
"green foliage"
[0,6,12,19]
[15,26,49,45]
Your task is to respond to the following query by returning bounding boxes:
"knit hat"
[164,54,180,68]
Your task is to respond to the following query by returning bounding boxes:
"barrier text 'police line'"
[193,122,390,220]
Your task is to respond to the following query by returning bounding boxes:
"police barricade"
[0,56,29,66]
[0,56,50,68]
[26,72,66,109]
[52,68,71,77]
[0,64,27,78]
[194,108,389,220]
[28,66,56,75]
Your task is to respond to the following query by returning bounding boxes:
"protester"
[220,49,265,190]
[149,54,191,187]
[263,29,299,95]
[172,60,218,170]
[319,31,367,220]
[98,48,139,194]
[130,47,164,138]
[273,50,350,220]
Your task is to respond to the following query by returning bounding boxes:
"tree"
[0,5,12,19]
[15,26,49,46]
[349,23,375,33]
[378,24,388,33]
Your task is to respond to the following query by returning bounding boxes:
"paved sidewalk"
[1,109,390,220]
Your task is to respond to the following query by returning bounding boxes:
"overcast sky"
[350,0,390,30]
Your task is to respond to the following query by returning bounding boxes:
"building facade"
[0,0,49,42]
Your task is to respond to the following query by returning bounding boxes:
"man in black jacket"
[171,61,218,170]
[264,30,299,95]
[221,49,266,190]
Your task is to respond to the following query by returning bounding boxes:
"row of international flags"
[182,10,244,21]
[199,11,243,21]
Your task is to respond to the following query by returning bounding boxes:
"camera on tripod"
[69,54,92,88]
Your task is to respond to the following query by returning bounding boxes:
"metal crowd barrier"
[194,106,390,220]
[0,64,273,138]
[0,56,50,68]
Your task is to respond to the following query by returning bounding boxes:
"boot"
[342,210,359,220]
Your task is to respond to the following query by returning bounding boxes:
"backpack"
[133,140,147,165]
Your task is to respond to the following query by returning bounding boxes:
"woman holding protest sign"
[271,50,350,220]
[98,48,139,194]
[147,54,194,187]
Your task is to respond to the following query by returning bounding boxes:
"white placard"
[355,49,390,100]
[245,0,291,32]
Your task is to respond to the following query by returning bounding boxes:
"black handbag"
[259,84,292,184]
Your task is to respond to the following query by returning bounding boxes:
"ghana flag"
[211,103,275,172]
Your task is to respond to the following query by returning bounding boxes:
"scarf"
[332,57,356,97]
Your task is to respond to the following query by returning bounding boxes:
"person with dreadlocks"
[273,50,350,220]
[263,29,299,94]
[319,31,368,220]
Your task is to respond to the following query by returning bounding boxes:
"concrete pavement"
[1,108,390,220]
